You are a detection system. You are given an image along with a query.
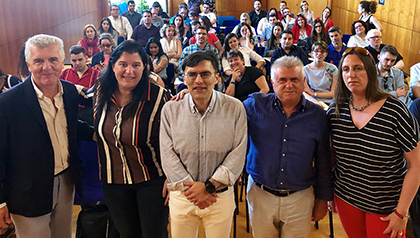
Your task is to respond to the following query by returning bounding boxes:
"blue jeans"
[102,176,169,238]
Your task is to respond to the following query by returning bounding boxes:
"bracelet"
[314,92,318,97]
[230,81,236,85]
[394,210,410,220]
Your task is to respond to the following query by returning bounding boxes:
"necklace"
[349,95,371,111]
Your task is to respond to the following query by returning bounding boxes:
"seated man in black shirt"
[225,50,269,101]
[271,30,309,65]
[365,29,404,70]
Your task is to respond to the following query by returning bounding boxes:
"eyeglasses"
[313,50,326,54]
[343,47,370,56]
[111,8,119,11]
[369,36,381,40]
[185,72,213,80]
[101,44,112,48]
[314,25,323,28]
[355,25,364,29]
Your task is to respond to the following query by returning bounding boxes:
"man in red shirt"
[60,45,99,88]
[188,21,222,55]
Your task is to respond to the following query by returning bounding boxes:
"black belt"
[215,187,229,193]
[255,182,297,197]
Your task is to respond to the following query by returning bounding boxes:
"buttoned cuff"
[167,175,194,191]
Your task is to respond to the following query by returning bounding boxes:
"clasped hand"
[184,181,217,209]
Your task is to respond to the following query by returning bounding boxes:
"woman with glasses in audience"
[235,22,256,51]
[78,24,100,61]
[299,1,314,25]
[347,20,369,47]
[264,22,283,57]
[316,7,334,33]
[160,24,182,67]
[91,33,115,70]
[303,41,337,104]
[97,17,119,47]
[327,47,420,238]
[358,0,382,31]
[94,40,170,238]
[306,19,330,55]
[222,33,265,77]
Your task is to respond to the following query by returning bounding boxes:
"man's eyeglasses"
[101,44,112,48]
[186,72,213,80]
[369,36,381,40]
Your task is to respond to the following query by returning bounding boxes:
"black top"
[227,66,264,102]
[359,15,376,31]
[305,35,331,54]
[1,75,21,93]
[248,10,267,28]
[365,44,403,65]
[271,45,310,65]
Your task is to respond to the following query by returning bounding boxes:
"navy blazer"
[0,77,85,217]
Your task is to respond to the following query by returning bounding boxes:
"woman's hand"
[381,212,407,238]
[327,200,337,213]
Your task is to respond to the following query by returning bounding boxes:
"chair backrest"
[224,26,236,35]
[342,34,351,45]
[223,20,240,26]
[217,16,236,26]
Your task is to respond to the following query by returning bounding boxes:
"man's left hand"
[311,199,328,221]
[184,181,217,205]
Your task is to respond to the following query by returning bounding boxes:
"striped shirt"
[95,81,171,184]
[327,97,419,214]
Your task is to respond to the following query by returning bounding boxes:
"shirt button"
[283,139,286,142]
[280,182,283,185]
[201,136,203,138]
[281,169,284,171]
[285,125,288,128]
[282,154,285,156]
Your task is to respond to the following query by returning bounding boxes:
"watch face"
[205,180,216,194]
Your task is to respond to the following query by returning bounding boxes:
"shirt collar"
[188,90,217,115]
[31,76,63,100]
[376,63,394,78]
[273,94,307,112]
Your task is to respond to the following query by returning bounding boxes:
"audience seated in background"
[160,24,182,67]
[189,21,222,55]
[0,68,21,93]
[132,10,160,48]
[303,41,338,104]
[235,22,257,50]
[78,24,100,60]
[271,30,309,65]
[260,14,279,47]
[376,45,407,102]
[257,8,278,35]
[299,1,314,25]
[187,10,200,29]
[199,15,216,34]
[291,14,312,46]
[91,33,115,70]
[325,26,347,67]
[358,0,382,31]
[108,4,133,40]
[222,33,265,76]
[188,0,203,14]
[264,22,283,57]
[61,45,99,88]
[278,1,287,20]
[145,55,165,88]
[122,0,142,30]
[233,13,257,37]
[152,1,170,23]
[306,19,331,55]
[178,26,221,83]
[200,3,217,27]
[145,37,169,83]
[173,14,188,45]
[280,7,294,31]
[347,20,369,47]
[169,2,189,25]
[97,17,119,47]
[203,0,217,15]
[316,7,334,33]
[140,7,164,29]
[225,50,269,101]
[365,29,404,69]
[249,0,267,28]
[408,51,420,106]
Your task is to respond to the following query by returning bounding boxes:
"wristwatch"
[394,210,410,221]
[314,92,318,97]
[204,180,216,194]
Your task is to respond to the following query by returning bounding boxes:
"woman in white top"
[221,33,265,76]
[347,20,369,47]
[303,41,338,104]
[299,1,314,25]
[160,24,182,67]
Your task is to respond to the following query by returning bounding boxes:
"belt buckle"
[277,190,289,196]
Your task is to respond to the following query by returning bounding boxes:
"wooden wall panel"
[331,0,418,73]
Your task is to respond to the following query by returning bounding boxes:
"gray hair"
[270,56,304,80]
[98,33,116,48]
[328,26,341,35]
[366,29,381,39]
[25,34,65,62]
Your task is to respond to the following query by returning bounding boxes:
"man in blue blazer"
[0,34,92,238]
